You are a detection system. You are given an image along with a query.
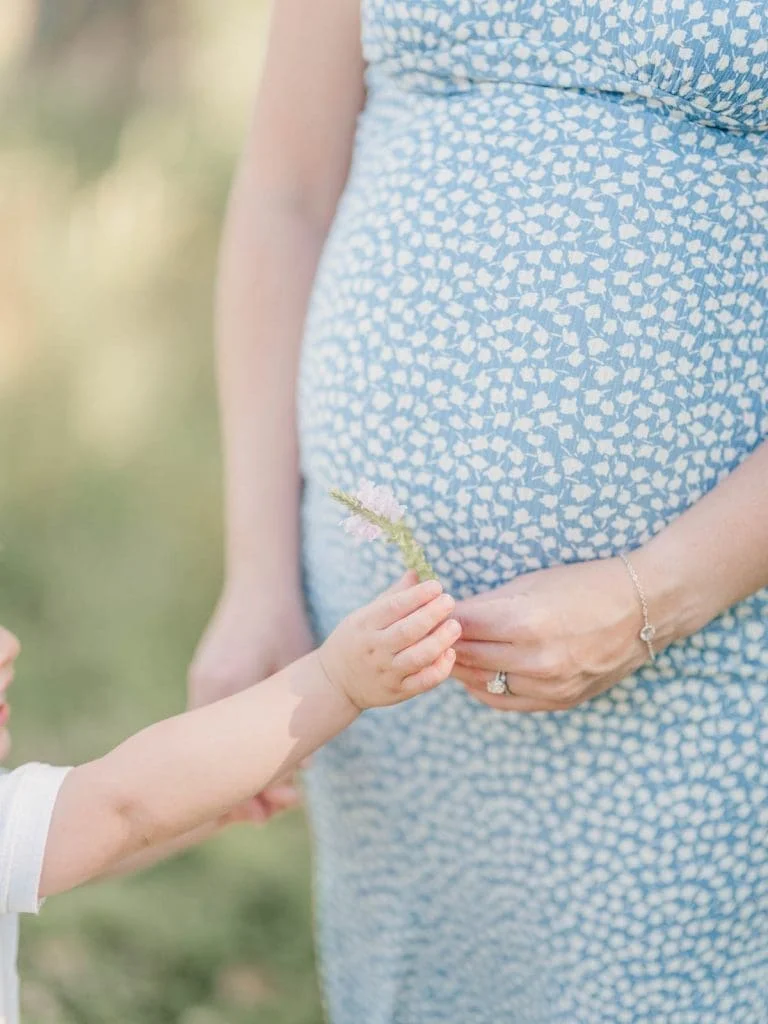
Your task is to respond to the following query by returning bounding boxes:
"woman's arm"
[40,577,459,897]
[635,437,768,642]
[188,0,365,719]
[451,438,768,712]
[214,0,364,596]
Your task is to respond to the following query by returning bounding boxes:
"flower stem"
[330,487,438,582]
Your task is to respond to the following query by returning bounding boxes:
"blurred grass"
[0,2,323,1021]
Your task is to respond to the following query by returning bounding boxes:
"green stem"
[330,488,438,582]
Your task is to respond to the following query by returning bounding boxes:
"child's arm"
[39,575,459,898]
[103,783,299,878]
[101,822,221,878]
[105,779,299,877]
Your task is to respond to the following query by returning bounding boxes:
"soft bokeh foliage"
[0,3,322,1021]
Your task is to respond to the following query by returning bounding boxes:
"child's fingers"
[370,577,443,629]
[402,648,456,695]
[386,591,455,649]
[392,617,462,676]
[381,570,419,597]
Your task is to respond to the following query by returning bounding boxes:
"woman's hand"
[452,557,671,713]
[454,436,768,715]
[189,584,315,819]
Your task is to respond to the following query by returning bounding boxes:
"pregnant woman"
[190,1,768,1021]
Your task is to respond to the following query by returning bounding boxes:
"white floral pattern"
[298,2,768,1021]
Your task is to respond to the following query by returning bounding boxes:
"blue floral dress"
[298,2,768,1021]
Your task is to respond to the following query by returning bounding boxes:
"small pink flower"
[355,480,405,523]
[340,480,405,544]
[342,517,383,543]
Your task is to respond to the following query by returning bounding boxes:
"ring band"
[487,670,509,695]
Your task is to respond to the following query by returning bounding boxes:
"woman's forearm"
[635,438,768,644]
[214,0,364,596]
[215,178,327,594]
[39,652,357,898]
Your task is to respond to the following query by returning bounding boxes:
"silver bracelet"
[618,552,657,662]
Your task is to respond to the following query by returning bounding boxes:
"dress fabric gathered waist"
[298,2,768,1021]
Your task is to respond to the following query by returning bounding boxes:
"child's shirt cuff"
[0,763,71,914]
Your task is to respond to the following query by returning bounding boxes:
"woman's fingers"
[371,577,443,629]
[403,648,456,694]
[452,663,545,699]
[453,639,511,668]
[387,591,455,648]
[221,795,269,824]
[467,690,566,713]
[452,660,567,710]
[454,596,545,643]
[260,783,302,813]
[392,617,461,675]
[221,781,303,825]
[453,598,512,641]
[453,639,560,680]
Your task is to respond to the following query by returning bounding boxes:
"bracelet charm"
[619,553,657,663]
[639,624,657,646]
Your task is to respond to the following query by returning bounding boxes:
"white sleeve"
[0,763,71,915]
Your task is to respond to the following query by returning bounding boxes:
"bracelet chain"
[619,552,657,663]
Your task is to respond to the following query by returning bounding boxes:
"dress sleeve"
[0,763,71,915]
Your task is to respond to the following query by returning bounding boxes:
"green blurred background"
[0,2,322,1021]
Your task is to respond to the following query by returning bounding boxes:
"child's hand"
[319,572,461,710]
[0,627,21,760]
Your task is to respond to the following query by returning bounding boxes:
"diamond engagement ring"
[487,670,509,695]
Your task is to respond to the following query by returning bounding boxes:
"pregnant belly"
[298,84,768,594]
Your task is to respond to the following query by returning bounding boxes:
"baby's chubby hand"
[319,572,461,710]
[0,627,21,759]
